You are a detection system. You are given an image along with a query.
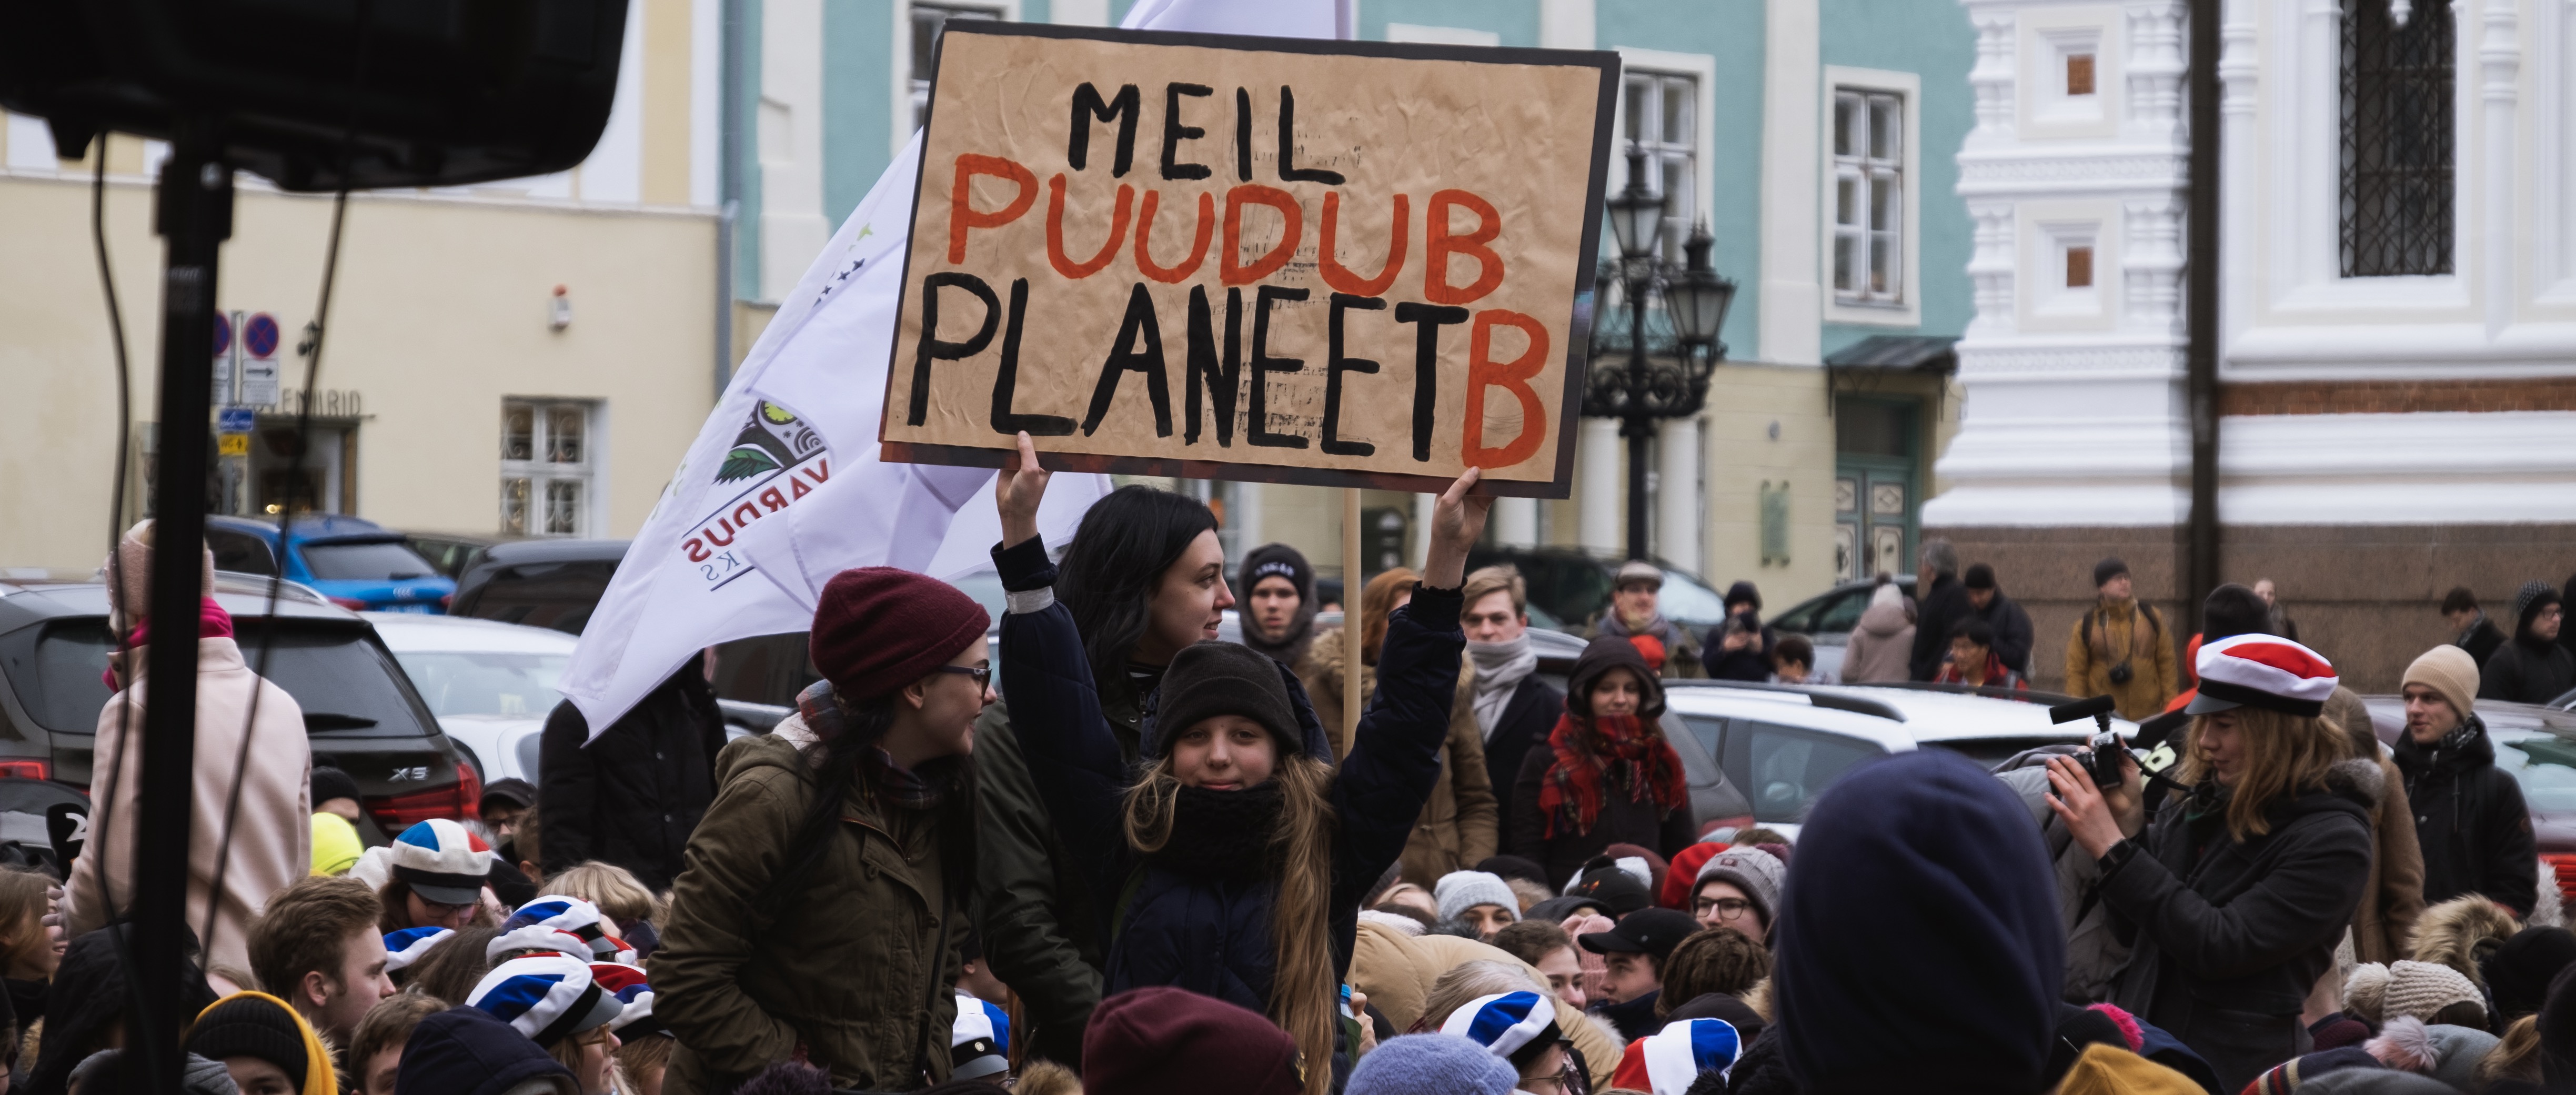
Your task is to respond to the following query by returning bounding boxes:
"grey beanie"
[1151,641,1304,758]
[1694,846,1787,928]
[1433,871,1521,923]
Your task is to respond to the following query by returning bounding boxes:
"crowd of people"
[24,454,2576,1095]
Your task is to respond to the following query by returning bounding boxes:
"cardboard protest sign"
[878,23,1617,496]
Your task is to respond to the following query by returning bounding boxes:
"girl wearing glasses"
[654,566,997,1093]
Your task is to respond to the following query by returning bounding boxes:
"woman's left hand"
[2044,754,2135,860]
[1421,468,1494,588]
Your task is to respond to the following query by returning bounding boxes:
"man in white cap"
[1583,560,1704,680]
[2394,645,2538,916]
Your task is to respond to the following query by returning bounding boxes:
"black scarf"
[1149,782,1282,880]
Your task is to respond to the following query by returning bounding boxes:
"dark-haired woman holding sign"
[995,432,1489,1095]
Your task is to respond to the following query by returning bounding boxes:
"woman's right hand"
[996,431,1051,549]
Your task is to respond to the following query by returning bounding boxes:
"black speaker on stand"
[1,2,628,1088]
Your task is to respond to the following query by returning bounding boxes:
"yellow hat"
[187,990,339,1095]
[312,812,364,877]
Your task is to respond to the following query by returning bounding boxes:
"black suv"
[0,571,479,830]
[449,539,630,635]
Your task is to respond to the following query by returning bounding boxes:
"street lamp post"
[1587,147,1737,561]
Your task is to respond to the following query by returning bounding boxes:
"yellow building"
[0,0,724,568]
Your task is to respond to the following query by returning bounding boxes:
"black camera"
[2107,661,2134,686]
[2048,695,2128,789]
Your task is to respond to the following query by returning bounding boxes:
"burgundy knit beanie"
[809,568,990,701]
[1083,987,1300,1095]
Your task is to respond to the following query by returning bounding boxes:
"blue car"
[203,515,456,613]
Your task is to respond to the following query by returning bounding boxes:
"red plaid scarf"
[1536,712,1688,839]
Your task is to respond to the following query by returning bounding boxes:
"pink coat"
[67,636,311,975]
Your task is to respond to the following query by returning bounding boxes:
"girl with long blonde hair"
[993,434,1491,1095]
[2046,634,2377,1090]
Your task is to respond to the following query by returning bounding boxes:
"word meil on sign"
[878,24,1618,497]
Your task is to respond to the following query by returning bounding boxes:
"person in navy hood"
[395,1006,578,1095]
[1775,748,2063,1094]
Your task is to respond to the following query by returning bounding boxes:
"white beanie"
[1435,871,1522,924]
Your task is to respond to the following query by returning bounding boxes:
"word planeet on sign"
[879,24,1616,497]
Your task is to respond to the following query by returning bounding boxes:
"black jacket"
[538,658,726,890]
[2102,762,2376,1092]
[2457,615,2508,669]
[1971,592,2038,677]
[1702,617,1780,682]
[1510,745,1696,889]
[1482,674,1565,844]
[2482,637,2576,707]
[2392,716,2540,916]
[1909,575,1975,682]
[997,537,1460,1016]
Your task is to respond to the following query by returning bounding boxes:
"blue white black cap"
[383,927,454,973]
[388,819,495,906]
[467,955,623,1049]
[1441,990,1557,1061]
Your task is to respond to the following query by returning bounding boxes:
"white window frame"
[1617,68,1703,263]
[1823,66,1922,327]
[893,1,1017,157]
[2016,6,2120,139]
[500,399,602,538]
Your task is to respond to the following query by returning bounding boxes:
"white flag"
[558,0,1355,735]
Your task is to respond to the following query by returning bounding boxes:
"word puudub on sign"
[878,23,1616,497]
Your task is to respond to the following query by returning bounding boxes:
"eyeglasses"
[1696,897,1754,918]
[1520,1051,1588,1095]
[931,665,993,687]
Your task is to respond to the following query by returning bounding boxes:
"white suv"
[1662,681,2138,837]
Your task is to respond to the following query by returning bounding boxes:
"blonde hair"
[2176,707,2348,840]
[1462,566,1527,618]
[616,1032,673,1090]
[1420,960,1547,1031]
[550,1022,620,1093]
[1123,752,1339,1095]
[545,862,662,927]
[2478,1014,2542,1087]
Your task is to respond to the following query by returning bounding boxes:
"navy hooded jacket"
[396,1006,577,1095]
[995,536,1461,1016]
[1775,749,2064,1094]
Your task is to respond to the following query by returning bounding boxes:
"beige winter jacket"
[67,636,312,974]
[1842,601,1917,685]
[1301,628,1498,887]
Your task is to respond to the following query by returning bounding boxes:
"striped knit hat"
[591,963,665,1040]
[468,955,623,1048]
[487,925,592,965]
[1612,1018,1743,1095]
[1440,991,1559,1070]
[382,927,454,974]
[2185,634,2339,717]
[387,819,496,906]
[501,896,625,963]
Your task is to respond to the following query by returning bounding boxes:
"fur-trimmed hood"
[2325,756,2386,810]
[2409,893,2522,989]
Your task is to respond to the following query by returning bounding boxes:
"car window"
[2499,735,2576,812]
[1679,715,1725,763]
[1657,572,1729,628]
[946,570,1009,627]
[517,732,545,782]
[1724,719,1884,823]
[1810,588,1869,634]
[302,541,440,581]
[393,651,570,718]
[5,619,435,738]
[207,528,278,576]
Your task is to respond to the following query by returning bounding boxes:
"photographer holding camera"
[2043,636,2376,1091]
[2064,558,2176,720]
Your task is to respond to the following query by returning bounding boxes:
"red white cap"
[2187,634,2338,717]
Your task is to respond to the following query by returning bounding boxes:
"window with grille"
[1621,71,1698,260]
[500,400,599,537]
[2340,0,2454,277]
[1833,89,1905,305]
[911,4,1000,132]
